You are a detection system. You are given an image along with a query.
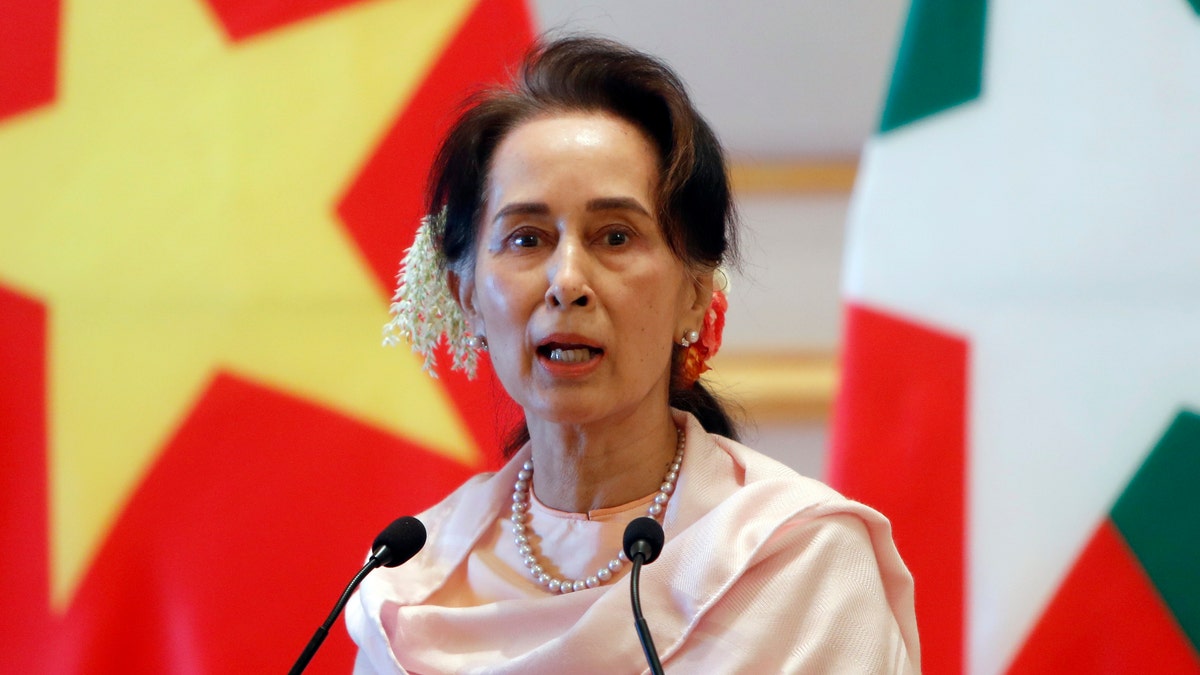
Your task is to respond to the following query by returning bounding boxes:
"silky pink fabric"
[347,411,921,673]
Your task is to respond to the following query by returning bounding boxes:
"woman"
[349,36,920,673]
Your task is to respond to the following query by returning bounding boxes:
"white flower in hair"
[382,210,480,379]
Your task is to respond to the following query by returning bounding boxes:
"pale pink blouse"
[347,411,921,673]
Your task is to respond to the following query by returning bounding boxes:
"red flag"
[0,1,532,671]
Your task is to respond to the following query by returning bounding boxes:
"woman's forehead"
[495,113,655,164]
[484,113,659,208]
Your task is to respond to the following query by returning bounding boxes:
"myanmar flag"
[830,1,1200,674]
[1,0,530,672]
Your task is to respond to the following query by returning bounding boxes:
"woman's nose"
[545,240,592,308]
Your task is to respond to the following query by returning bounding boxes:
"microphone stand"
[288,555,384,675]
[630,553,665,675]
[288,517,424,675]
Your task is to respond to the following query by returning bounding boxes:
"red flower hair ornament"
[681,289,728,386]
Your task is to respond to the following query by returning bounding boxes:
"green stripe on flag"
[879,0,987,133]
[1111,410,1200,652]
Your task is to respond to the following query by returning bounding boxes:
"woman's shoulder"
[675,414,906,578]
[675,410,860,516]
[711,431,841,494]
[417,460,517,544]
[353,460,519,609]
[655,416,921,670]
[419,469,499,517]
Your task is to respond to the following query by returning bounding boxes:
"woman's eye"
[604,230,629,246]
[511,233,541,248]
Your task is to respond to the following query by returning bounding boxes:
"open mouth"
[537,343,603,364]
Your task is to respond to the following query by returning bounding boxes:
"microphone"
[623,516,666,675]
[288,516,427,675]
[370,516,428,568]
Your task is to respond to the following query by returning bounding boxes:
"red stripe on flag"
[55,374,478,674]
[829,303,968,675]
[0,0,60,121]
[0,288,55,671]
[1006,520,1200,674]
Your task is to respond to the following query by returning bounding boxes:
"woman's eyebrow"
[493,202,550,222]
[494,198,652,222]
[586,197,651,217]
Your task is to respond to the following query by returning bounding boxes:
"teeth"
[548,347,592,363]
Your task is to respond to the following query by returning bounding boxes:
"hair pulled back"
[427,36,741,455]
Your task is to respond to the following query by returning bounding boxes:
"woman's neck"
[525,407,680,514]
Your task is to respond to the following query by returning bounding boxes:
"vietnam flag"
[0,1,530,672]
[829,1,1200,673]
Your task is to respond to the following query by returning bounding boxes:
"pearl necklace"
[510,426,685,594]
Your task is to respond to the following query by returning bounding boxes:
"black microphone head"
[371,516,427,568]
[623,516,665,565]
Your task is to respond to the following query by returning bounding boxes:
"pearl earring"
[467,335,488,351]
[680,330,700,347]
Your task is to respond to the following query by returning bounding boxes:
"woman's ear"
[447,268,482,332]
[685,268,715,325]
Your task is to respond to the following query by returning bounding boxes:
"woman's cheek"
[478,269,523,318]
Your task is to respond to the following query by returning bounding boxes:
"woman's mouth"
[546,346,595,363]
[536,340,604,371]
[537,343,603,362]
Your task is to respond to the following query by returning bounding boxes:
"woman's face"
[454,112,711,428]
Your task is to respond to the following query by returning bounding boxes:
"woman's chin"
[525,403,604,427]
[521,393,627,428]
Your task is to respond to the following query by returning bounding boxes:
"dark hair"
[428,36,741,455]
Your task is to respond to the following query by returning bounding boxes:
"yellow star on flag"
[0,0,480,607]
